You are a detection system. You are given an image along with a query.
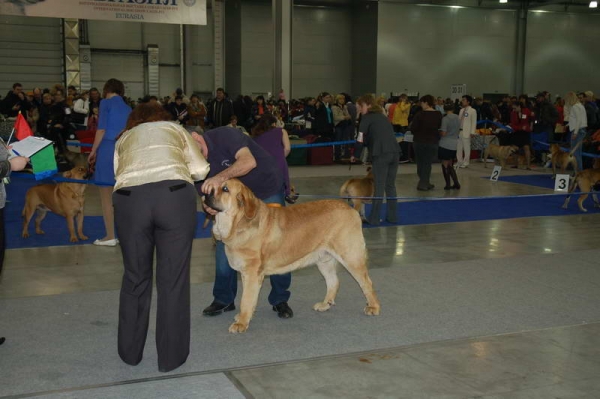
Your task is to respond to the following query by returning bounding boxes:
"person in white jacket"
[72,91,90,128]
[565,91,587,171]
[457,95,478,168]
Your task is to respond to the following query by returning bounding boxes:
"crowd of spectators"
[2,82,599,168]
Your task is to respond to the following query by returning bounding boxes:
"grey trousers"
[113,180,197,372]
[413,143,438,189]
[368,151,400,225]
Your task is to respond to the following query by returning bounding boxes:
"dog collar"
[267,203,282,208]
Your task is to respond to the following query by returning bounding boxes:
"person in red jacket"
[509,97,533,169]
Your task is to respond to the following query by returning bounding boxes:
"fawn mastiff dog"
[204,179,380,333]
[22,166,90,242]
[561,168,600,212]
[339,167,374,220]
[484,143,519,168]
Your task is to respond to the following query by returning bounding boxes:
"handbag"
[554,123,565,134]
[70,111,87,125]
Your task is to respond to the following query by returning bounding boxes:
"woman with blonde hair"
[565,91,587,171]
[356,94,400,225]
[332,94,352,162]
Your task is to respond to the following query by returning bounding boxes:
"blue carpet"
[5,179,213,249]
[363,193,599,228]
[5,178,599,249]
[494,173,556,190]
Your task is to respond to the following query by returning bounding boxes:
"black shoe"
[0,337,5,345]
[416,186,429,191]
[202,301,235,316]
[272,302,294,319]
[285,195,297,204]
[427,184,435,190]
[452,184,461,190]
[159,358,187,373]
[444,185,452,190]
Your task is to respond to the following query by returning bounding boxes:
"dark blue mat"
[494,173,556,190]
[5,178,598,249]
[363,193,599,228]
[5,179,213,249]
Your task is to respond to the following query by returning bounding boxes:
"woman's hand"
[88,150,97,165]
[9,156,29,172]
[202,201,218,216]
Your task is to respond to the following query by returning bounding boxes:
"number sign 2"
[490,166,502,182]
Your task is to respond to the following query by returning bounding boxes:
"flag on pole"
[14,112,33,141]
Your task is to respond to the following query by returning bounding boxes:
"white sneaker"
[93,238,119,247]
[459,164,468,168]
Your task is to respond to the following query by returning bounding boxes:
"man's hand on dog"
[201,175,225,196]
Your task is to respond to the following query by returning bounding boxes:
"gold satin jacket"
[114,121,210,191]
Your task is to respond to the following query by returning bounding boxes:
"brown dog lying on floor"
[339,167,374,220]
[550,142,580,178]
[561,168,600,212]
[204,179,380,333]
[22,166,90,242]
[483,144,519,168]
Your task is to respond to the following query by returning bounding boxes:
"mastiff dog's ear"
[237,185,258,220]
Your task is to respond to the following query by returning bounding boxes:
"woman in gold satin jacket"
[112,103,209,373]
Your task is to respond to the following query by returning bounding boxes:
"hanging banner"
[0,0,207,25]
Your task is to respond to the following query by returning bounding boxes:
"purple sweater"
[253,127,291,195]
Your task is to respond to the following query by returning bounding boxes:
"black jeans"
[114,180,197,372]
[368,152,400,225]
[413,143,438,189]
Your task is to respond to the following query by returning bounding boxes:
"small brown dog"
[484,144,519,168]
[550,142,580,178]
[339,167,374,220]
[561,168,600,212]
[22,166,90,242]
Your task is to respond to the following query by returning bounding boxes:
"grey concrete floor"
[1,161,600,398]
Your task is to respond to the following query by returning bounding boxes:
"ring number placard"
[490,166,502,182]
[554,174,570,192]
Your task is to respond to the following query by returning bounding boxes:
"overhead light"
[499,0,508,3]
[590,1,598,8]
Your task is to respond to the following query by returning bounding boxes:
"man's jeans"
[212,190,291,306]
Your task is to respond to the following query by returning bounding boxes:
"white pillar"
[272,0,292,99]
[213,0,225,91]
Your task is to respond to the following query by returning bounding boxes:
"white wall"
[190,8,215,95]
[87,20,183,100]
[0,16,62,96]
[292,6,352,99]
[524,11,600,97]
[240,2,273,96]
[87,14,216,100]
[377,3,517,98]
